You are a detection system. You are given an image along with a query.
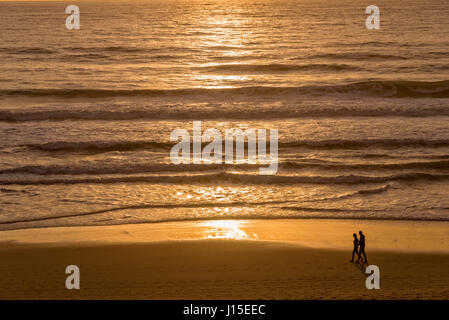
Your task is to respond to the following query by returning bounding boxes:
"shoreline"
[1,218,448,253]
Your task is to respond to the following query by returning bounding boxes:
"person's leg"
[363,251,368,263]
[357,247,366,262]
[359,247,366,263]
[351,249,356,262]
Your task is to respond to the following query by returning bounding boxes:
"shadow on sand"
[351,261,367,275]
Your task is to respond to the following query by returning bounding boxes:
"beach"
[1,0,449,301]
[1,219,448,300]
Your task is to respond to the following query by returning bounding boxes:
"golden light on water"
[200,220,252,239]
[184,9,254,89]
[188,74,250,89]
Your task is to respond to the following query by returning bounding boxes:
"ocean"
[0,0,448,230]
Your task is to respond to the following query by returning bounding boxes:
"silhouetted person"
[350,233,359,262]
[357,230,368,264]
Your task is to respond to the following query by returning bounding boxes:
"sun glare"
[200,220,252,239]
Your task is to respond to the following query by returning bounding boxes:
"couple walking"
[350,231,368,264]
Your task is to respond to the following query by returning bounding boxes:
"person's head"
[353,233,357,238]
[359,230,363,236]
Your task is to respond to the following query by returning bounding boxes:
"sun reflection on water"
[200,220,254,240]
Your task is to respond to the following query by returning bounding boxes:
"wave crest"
[21,139,449,155]
[1,80,448,99]
[1,172,448,186]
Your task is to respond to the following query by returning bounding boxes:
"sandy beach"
[1,0,449,303]
[0,219,448,300]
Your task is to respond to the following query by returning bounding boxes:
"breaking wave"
[195,63,364,73]
[1,172,448,186]
[3,160,449,176]
[21,139,449,154]
[1,80,448,100]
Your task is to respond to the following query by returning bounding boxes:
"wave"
[62,45,201,54]
[0,200,293,225]
[196,63,364,73]
[25,140,170,152]
[280,139,449,149]
[326,184,393,199]
[305,184,393,202]
[70,46,145,53]
[3,105,449,122]
[0,47,55,55]
[278,206,390,213]
[0,46,196,55]
[0,187,27,193]
[355,184,392,195]
[21,139,449,155]
[1,172,448,186]
[0,163,241,175]
[1,80,448,100]
[283,159,449,170]
[2,205,449,228]
[4,158,449,176]
[299,52,410,60]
